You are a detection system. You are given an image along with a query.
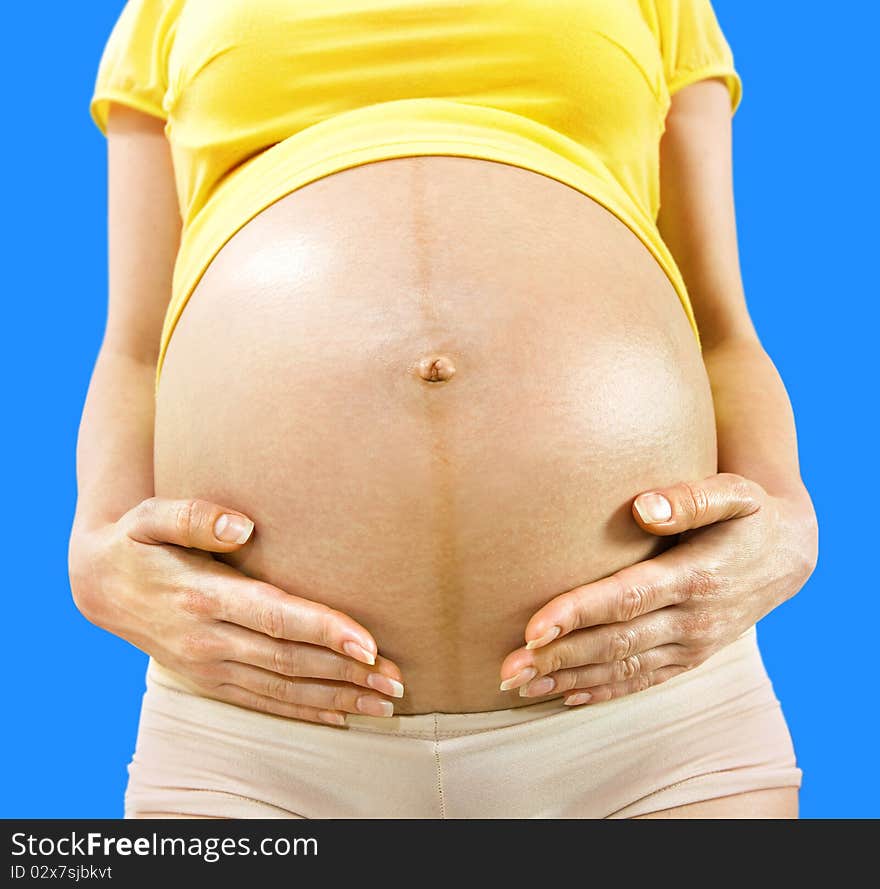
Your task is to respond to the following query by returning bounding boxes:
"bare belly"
[154,156,717,713]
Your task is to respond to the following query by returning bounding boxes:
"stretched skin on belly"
[153,156,717,713]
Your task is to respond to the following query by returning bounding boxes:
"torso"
[154,155,717,713]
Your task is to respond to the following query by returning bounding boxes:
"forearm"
[72,346,156,535]
[701,336,813,512]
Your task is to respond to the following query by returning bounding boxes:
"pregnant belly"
[154,156,717,713]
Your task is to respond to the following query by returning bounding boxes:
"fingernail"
[214,513,254,544]
[520,676,556,698]
[367,673,405,698]
[357,696,394,717]
[564,692,592,706]
[634,493,672,524]
[343,641,376,666]
[525,626,561,650]
[318,711,346,726]
[499,666,537,692]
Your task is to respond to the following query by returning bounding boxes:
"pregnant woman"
[70,0,818,819]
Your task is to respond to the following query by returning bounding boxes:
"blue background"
[3,2,876,818]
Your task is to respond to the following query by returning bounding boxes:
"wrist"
[775,485,819,602]
[70,510,115,542]
[774,481,817,526]
[71,494,147,538]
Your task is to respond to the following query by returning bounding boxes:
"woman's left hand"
[498,472,818,706]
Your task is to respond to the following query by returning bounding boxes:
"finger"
[521,562,685,648]
[123,496,256,552]
[217,662,396,717]
[500,613,674,691]
[218,624,405,698]
[213,684,348,726]
[562,665,689,706]
[206,573,380,666]
[632,473,764,536]
[518,644,681,698]
[521,539,715,647]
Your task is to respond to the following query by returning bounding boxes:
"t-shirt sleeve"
[88,0,179,136]
[654,0,743,115]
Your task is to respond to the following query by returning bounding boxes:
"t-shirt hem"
[154,101,702,396]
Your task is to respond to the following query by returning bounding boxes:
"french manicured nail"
[318,711,346,726]
[356,696,394,717]
[564,692,592,706]
[499,666,537,692]
[634,493,672,524]
[520,676,556,698]
[367,673,405,698]
[343,641,376,666]
[525,626,561,650]
[213,513,254,544]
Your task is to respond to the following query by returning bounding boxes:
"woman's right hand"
[68,497,404,726]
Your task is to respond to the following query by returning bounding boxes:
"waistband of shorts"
[347,625,756,736]
[146,657,571,737]
[346,696,571,737]
[145,622,759,739]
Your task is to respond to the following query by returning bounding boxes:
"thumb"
[123,497,255,552]
[631,473,764,536]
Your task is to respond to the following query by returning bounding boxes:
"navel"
[415,354,456,383]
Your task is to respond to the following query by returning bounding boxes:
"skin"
[70,80,816,820]
[152,150,715,715]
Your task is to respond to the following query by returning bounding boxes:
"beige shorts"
[124,625,801,818]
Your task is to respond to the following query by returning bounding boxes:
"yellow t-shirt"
[89,0,743,394]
